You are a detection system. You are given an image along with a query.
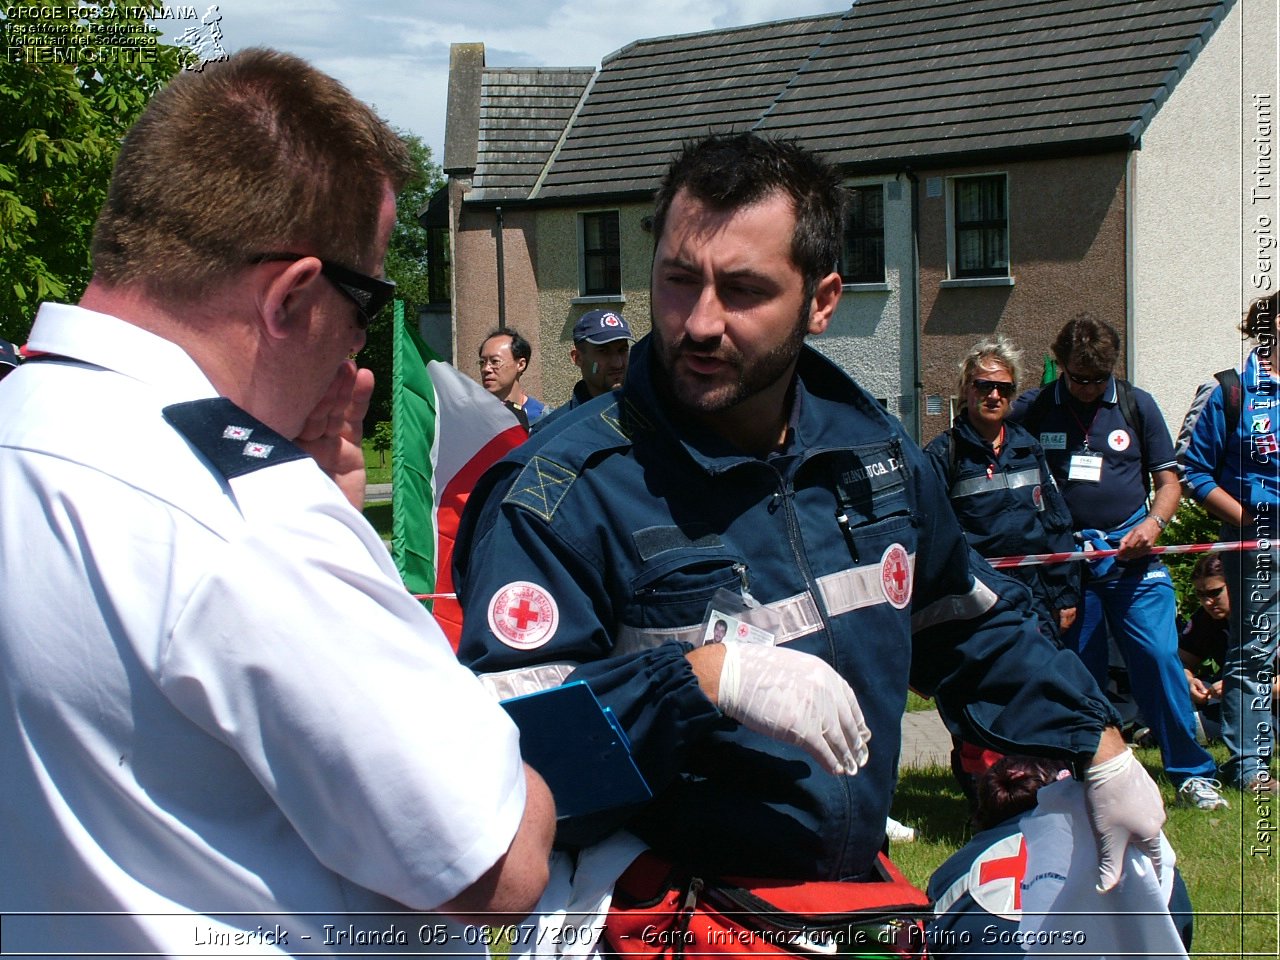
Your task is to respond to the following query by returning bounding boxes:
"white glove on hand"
[1083,747,1166,893]
[717,642,871,776]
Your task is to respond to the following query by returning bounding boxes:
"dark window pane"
[582,211,621,295]
[953,175,1008,277]
[841,185,885,284]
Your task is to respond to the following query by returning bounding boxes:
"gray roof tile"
[462,0,1233,203]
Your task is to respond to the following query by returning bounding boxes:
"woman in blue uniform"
[925,338,1081,799]
[924,337,1079,641]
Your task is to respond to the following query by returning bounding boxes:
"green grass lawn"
[362,438,391,486]
[889,743,1278,958]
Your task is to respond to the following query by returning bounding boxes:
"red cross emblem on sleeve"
[488,581,560,650]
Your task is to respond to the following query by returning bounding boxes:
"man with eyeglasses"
[1011,313,1224,812]
[0,49,553,953]
[478,328,546,428]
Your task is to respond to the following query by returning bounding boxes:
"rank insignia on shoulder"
[163,398,308,479]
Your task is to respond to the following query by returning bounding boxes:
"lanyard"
[1066,402,1101,452]
[985,425,1006,479]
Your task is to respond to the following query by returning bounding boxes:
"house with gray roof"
[437,0,1275,439]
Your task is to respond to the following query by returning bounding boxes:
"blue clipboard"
[501,681,651,819]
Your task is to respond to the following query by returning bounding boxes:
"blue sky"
[156,1,853,164]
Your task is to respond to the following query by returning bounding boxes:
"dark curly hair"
[651,132,845,307]
[974,755,1068,831]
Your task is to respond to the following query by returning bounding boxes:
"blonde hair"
[958,335,1023,396]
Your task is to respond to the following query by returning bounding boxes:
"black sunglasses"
[250,253,395,328]
[1066,370,1110,387]
[971,378,1015,398]
[1195,584,1226,600]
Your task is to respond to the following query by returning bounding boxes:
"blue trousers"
[1065,561,1217,785]
[1219,524,1278,787]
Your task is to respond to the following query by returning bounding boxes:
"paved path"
[899,708,952,769]
[366,483,392,502]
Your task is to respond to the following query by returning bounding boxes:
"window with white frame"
[953,175,1008,278]
[841,184,885,285]
[580,211,621,296]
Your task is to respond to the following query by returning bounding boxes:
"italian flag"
[391,304,527,649]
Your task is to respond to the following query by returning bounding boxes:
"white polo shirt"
[0,304,525,954]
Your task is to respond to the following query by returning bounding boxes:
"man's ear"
[569,345,581,367]
[806,271,843,336]
[259,257,324,340]
[515,356,528,377]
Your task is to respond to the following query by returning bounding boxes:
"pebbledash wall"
[1131,0,1277,437]
[810,175,917,430]
[532,203,653,408]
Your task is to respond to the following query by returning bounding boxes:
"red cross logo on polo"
[1107,429,1130,452]
[488,581,560,650]
[1032,484,1043,511]
[880,543,912,609]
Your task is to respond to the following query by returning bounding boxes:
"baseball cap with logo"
[572,309,634,345]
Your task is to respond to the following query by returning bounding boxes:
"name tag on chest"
[1039,432,1068,451]
[1068,453,1104,483]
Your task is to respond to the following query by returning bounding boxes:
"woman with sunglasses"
[1181,292,1280,795]
[924,337,1079,800]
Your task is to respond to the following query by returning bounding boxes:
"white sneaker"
[885,816,915,842]
[1177,776,1228,811]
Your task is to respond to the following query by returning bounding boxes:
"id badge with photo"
[697,587,779,646]
[1068,453,1103,483]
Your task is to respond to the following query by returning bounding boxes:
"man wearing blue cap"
[567,309,634,409]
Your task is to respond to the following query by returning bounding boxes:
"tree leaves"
[0,3,184,340]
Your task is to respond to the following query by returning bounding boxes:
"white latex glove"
[1083,747,1166,893]
[717,642,871,776]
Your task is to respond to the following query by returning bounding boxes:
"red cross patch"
[880,543,912,609]
[969,834,1027,920]
[488,581,559,650]
[1107,429,1130,452]
[603,314,621,327]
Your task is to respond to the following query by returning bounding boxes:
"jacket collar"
[623,334,894,475]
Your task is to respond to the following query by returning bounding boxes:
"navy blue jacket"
[924,415,1079,632]
[455,338,1118,881]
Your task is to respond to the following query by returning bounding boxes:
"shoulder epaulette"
[163,398,308,480]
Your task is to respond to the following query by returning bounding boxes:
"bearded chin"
[654,303,810,415]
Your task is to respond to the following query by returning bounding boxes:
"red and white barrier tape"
[989,539,1261,569]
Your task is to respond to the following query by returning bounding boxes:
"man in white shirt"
[0,48,552,955]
